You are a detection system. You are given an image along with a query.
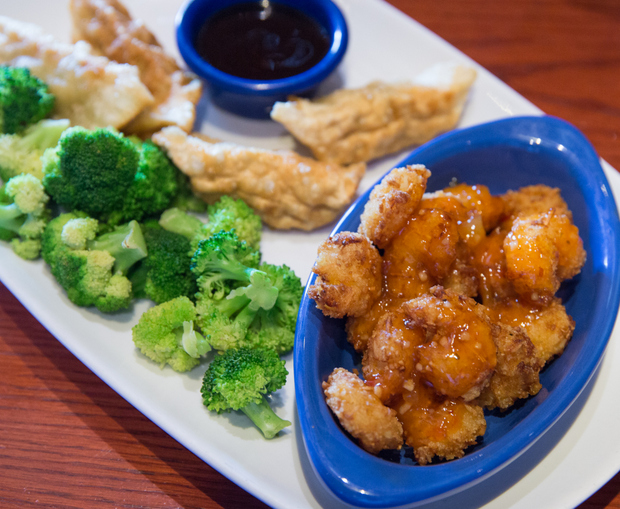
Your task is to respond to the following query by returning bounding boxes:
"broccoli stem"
[159,207,203,239]
[0,203,25,233]
[16,119,70,151]
[88,220,147,275]
[241,396,291,439]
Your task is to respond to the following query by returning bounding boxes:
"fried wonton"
[151,126,366,230]
[70,0,202,135]
[270,63,477,165]
[0,16,153,130]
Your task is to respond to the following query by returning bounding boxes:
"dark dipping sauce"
[194,2,331,81]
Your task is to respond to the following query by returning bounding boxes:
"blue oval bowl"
[294,115,620,508]
[176,0,348,118]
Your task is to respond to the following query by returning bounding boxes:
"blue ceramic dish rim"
[294,115,620,508]
[175,0,349,97]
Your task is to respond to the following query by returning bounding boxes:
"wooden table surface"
[1,0,619,508]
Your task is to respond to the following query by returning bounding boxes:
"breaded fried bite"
[358,164,430,249]
[308,232,382,318]
[475,321,542,410]
[323,368,404,454]
[502,184,570,220]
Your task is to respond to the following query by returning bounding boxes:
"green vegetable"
[131,296,210,372]
[159,195,262,251]
[131,222,197,304]
[0,66,55,134]
[192,231,302,354]
[41,212,147,313]
[42,127,179,225]
[0,118,69,182]
[201,347,290,439]
[0,173,51,259]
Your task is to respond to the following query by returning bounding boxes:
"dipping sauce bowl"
[176,0,349,118]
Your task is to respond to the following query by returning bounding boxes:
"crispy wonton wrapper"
[271,63,477,165]
[152,126,366,231]
[70,0,202,135]
[0,15,153,130]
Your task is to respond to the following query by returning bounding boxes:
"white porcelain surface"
[1,1,619,508]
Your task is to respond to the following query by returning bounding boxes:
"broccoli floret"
[170,170,209,213]
[131,296,210,372]
[42,127,179,225]
[0,173,51,259]
[41,212,147,312]
[201,347,290,439]
[131,222,197,304]
[159,195,262,251]
[0,66,55,134]
[0,119,69,182]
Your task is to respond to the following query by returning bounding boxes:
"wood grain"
[1,0,619,508]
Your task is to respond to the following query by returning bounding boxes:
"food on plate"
[201,347,291,439]
[192,231,302,355]
[132,296,210,372]
[270,63,477,165]
[41,212,147,313]
[42,126,179,226]
[70,0,202,135]
[307,231,382,319]
[323,367,404,454]
[308,165,586,463]
[0,118,69,181]
[0,172,50,260]
[152,126,366,230]
[0,16,153,130]
[0,65,55,134]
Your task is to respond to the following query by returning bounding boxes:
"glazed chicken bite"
[358,164,430,249]
[323,368,404,454]
[308,232,382,318]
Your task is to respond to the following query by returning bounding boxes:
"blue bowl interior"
[176,0,348,117]
[294,115,620,508]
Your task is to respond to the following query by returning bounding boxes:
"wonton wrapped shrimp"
[0,16,153,130]
[358,164,430,249]
[308,232,382,319]
[152,126,366,230]
[70,0,202,135]
[323,368,404,454]
[271,63,476,165]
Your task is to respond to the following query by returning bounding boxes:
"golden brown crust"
[271,63,477,165]
[358,165,430,249]
[151,127,366,230]
[70,0,202,135]
[323,368,403,454]
[308,232,382,318]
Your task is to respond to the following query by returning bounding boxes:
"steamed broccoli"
[0,66,55,134]
[41,212,147,312]
[191,231,301,354]
[132,296,210,372]
[0,173,51,259]
[42,127,179,225]
[159,195,262,251]
[131,222,197,304]
[201,347,290,439]
[0,119,69,182]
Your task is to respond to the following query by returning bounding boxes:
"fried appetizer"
[358,164,430,249]
[502,184,571,220]
[270,63,477,165]
[152,126,366,230]
[0,16,153,130]
[308,232,382,318]
[70,0,202,135]
[475,322,542,410]
[323,367,404,454]
[504,209,586,304]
